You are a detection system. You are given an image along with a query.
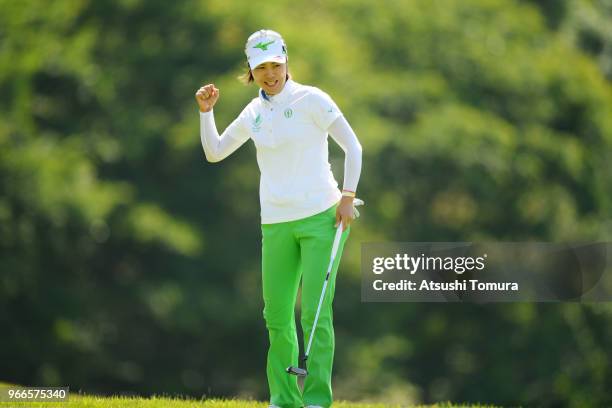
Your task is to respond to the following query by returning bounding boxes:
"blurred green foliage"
[1,0,612,407]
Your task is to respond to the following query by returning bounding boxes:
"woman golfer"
[195,29,362,408]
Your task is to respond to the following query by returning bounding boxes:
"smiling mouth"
[265,80,278,87]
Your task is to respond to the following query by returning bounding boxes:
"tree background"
[1,0,612,406]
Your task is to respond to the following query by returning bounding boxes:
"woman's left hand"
[335,196,355,231]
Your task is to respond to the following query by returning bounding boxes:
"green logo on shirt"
[253,40,275,51]
[284,108,293,118]
[328,107,334,113]
[252,113,262,132]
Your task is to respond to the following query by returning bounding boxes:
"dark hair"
[237,60,291,85]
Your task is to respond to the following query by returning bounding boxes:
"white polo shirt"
[201,79,359,224]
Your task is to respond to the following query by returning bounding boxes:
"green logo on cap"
[253,40,275,51]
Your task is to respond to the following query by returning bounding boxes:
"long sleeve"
[328,115,363,193]
[200,110,250,162]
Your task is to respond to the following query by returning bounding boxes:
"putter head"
[286,366,308,377]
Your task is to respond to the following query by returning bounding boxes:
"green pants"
[261,205,350,408]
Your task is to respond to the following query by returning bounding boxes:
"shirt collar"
[259,78,297,105]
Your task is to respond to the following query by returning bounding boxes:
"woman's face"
[251,61,287,95]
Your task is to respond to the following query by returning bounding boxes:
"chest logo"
[252,113,263,132]
[284,108,293,118]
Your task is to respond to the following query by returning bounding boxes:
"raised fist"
[195,84,219,112]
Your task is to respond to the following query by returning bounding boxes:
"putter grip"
[331,223,343,259]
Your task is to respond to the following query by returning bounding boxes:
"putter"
[286,199,364,377]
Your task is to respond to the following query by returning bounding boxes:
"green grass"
[0,383,500,407]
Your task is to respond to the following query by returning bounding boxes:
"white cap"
[245,29,288,70]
